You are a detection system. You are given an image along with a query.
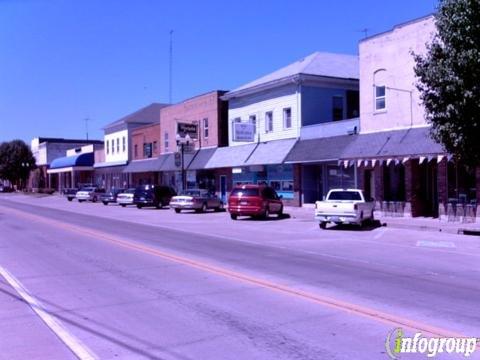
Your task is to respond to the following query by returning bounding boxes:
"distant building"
[29,137,103,190]
[94,103,168,189]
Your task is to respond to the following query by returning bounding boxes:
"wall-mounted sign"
[177,122,198,139]
[232,167,243,174]
[233,122,255,142]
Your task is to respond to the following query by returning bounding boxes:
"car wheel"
[102,201,108,206]
[230,214,237,220]
[370,210,375,222]
[78,200,84,203]
[201,203,207,213]
[277,205,283,217]
[92,196,97,203]
[319,222,327,229]
[121,204,126,207]
[137,204,143,209]
[263,208,270,219]
[215,203,224,212]
[155,203,162,209]
[67,198,73,202]
[175,208,181,213]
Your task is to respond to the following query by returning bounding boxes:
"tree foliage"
[0,140,36,188]
[414,0,480,165]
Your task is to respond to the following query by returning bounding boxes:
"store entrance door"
[220,175,227,203]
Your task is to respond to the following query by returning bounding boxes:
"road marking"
[373,227,388,240]
[0,265,97,360]
[416,240,456,249]
[1,205,467,339]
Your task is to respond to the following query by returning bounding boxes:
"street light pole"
[176,134,191,192]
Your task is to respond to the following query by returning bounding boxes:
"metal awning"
[123,157,165,173]
[244,138,297,166]
[340,127,445,161]
[204,143,257,169]
[159,153,196,172]
[93,160,128,168]
[284,135,354,164]
[187,148,217,170]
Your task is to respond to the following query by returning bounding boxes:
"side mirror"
[278,195,283,199]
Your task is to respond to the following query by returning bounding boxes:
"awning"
[123,157,165,173]
[284,135,354,164]
[49,152,94,169]
[340,127,445,161]
[204,143,257,169]
[93,160,128,168]
[244,138,297,166]
[159,153,196,172]
[187,148,217,170]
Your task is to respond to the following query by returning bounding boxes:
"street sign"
[177,122,198,139]
[233,122,255,142]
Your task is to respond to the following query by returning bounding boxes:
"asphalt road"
[0,194,479,360]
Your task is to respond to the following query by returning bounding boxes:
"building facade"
[95,102,168,189]
[221,52,360,205]
[29,137,103,190]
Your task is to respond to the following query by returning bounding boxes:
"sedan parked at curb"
[116,188,136,207]
[63,188,78,201]
[100,188,126,205]
[228,184,283,220]
[315,189,375,229]
[170,189,224,213]
[75,187,106,203]
[133,185,176,209]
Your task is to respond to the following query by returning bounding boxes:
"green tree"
[0,140,36,189]
[414,0,480,165]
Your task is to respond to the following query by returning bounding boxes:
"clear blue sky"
[0,0,436,143]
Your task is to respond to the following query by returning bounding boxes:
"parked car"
[116,188,136,207]
[315,189,375,229]
[133,185,176,209]
[100,188,126,205]
[228,184,283,220]
[0,185,14,193]
[75,187,106,203]
[63,188,78,201]
[170,189,224,213]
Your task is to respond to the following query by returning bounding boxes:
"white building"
[94,103,168,189]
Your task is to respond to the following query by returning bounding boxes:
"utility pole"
[169,29,174,104]
[359,28,370,39]
[84,117,90,140]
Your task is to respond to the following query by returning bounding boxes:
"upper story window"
[122,137,126,152]
[153,141,158,154]
[265,111,273,132]
[249,115,256,134]
[332,96,344,121]
[134,144,138,158]
[203,118,209,139]
[144,143,152,158]
[375,86,386,111]
[106,140,109,154]
[111,139,114,154]
[283,108,292,129]
[164,132,169,152]
[116,138,120,153]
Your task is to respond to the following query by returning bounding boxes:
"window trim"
[283,107,292,129]
[265,111,273,133]
[374,85,387,113]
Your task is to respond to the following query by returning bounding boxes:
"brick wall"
[131,123,161,160]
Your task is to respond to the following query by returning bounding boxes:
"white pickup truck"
[315,189,375,229]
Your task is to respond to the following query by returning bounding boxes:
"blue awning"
[49,153,94,169]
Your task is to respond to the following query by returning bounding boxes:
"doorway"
[220,175,227,203]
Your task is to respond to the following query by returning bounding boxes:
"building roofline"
[221,73,359,100]
[359,13,435,44]
[36,137,104,145]
[161,90,229,110]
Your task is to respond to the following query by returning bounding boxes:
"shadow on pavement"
[324,220,384,231]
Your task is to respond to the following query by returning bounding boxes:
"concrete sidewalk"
[285,206,480,236]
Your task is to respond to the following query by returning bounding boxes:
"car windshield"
[81,187,95,191]
[126,188,136,194]
[231,188,259,197]
[328,191,362,201]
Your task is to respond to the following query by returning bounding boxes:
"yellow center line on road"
[1,205,466,339]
